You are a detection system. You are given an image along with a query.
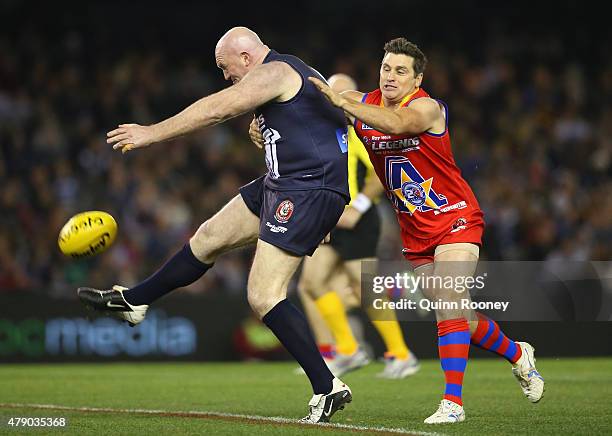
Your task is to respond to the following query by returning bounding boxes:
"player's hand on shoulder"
[308,77,347,109]
[336,206,362,230]
[249,116,265,149]
[107,123,154,154]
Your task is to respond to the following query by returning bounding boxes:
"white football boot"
[376,352,420,379]
[512,342,545,403]
[77,285,148,326]
[326,348,370,377]
[424,399,465,424]
[300,378,352,423]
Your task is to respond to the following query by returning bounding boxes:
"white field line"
[0,402,445,436]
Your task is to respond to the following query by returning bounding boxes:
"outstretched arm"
[309,77,440,136]
[108,62,293,153]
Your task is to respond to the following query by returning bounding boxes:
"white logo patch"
[266,222,288,233]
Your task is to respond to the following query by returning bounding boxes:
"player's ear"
[241,52,250,66]
[415,73,423,87]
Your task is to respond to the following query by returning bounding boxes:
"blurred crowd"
[1,3,610,296]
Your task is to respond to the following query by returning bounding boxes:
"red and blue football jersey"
[354,87,484,253]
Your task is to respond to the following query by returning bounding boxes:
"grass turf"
[1,358,611,435]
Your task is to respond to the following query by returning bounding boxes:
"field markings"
[0,402,445,436]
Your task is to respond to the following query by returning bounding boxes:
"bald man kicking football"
[77,27,352,423]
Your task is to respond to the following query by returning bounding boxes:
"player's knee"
[247,285,284,319]
[468,319,479,334]
[428,287,473,320]
[297,275,314,297]
[247,291,267,319]
[190,220,221,263]
[298,274,327,300]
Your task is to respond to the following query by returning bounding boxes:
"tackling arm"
[339,90,363,126]
[309,76,440,136]
[340,97,440,136]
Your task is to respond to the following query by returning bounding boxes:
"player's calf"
[424,318,470,424]
[471,313,522,363]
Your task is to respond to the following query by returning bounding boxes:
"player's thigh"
[432,243,480,321]
[414,262,434,278]
[433,242,479,279]
[298,245,342,298]
[413,262,434,299]
[248,239,303,318]
[190,194,260,263]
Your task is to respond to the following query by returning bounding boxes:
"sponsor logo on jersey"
[450,217,468,233]
[266,222,288,233]
[386,157,448,214]
[433,201,467,215]
[335,127,348,153]
[361,122,374,130]
[371,137,420,152]
[401,181,427,207]
[274,200,294,223]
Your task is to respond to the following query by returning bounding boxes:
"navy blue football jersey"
[255,50,349,200]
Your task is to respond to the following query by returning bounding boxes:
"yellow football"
[58,211,118,258]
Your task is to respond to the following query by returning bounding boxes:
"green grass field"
[1,358,611,435]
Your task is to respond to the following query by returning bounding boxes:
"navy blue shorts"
[239,176,347,257]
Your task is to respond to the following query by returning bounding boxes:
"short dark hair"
[383,38,427,76]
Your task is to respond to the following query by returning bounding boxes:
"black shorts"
[330,205,380,261]
[240,176,347,257]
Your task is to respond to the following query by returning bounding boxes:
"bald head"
[327,74,357,93]
[215,27,269,84]
[216,27,266,57]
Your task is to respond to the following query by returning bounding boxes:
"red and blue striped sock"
[438,318,471,406]
[471,313,522,363]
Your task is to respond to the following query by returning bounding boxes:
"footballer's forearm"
[361,173,386,200]
[150,89,242,143]
[340,99,404,135]
[341,99,427,136]
[351,172,385,214]
[148,63,289,144]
